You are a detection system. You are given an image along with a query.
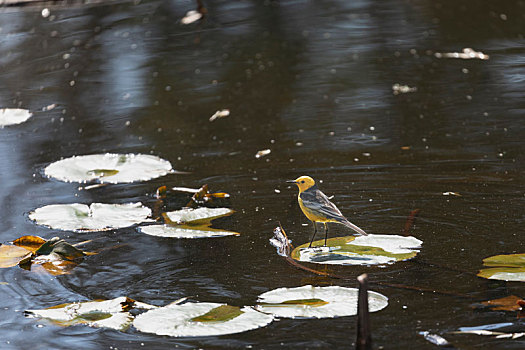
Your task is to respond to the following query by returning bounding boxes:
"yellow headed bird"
[287,175,368,247]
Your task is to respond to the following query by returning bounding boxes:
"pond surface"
[1,0,524,348]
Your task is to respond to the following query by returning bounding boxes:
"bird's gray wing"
[300,188,345,221]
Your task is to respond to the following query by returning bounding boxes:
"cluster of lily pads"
[26,285,389,336]
[3,107,525,341]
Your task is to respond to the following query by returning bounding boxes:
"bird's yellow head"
[287,175,316,192]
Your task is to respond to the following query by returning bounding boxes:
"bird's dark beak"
[286,180,297,184]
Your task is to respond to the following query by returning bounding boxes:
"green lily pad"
[44,153,173,184]
[291,234,422,266]
[478,253,525,281]
[133,301,273,337]
[0,108,32,127]
[190,305,243,322]
[29,202,152,232]
[255,285,388,318]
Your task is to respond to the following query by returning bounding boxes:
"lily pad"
[291,234,422,266]
[0,245,32,268]
[44,153,173,184]
[477,253,525,281]
[133,301,273,337]
[29,202,152,232]
[163,207,234,225]
[139,224,239,238]
[25,297,144,330]
[255,285,388,318]
[0,108,32,127]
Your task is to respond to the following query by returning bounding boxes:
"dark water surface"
[1,0,524,348]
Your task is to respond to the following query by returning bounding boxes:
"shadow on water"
[0,0,524,348]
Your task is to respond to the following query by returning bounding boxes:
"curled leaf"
[13,235,47,253]
[0,245,32,268]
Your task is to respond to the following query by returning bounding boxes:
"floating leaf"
[133,301,273,337]
[13,235,47,253]
[139,224,239,238]
[44,153,173,184]
[0,245,32,268]
[477,253,525,281]
[29,202,152,232]
[480,295,525,312]
[163,207,234,225]
[190,305,243,322]
[291,234,422,266]
[25,297,139,330]
[0,108,32,127]
[35,237,85,260]
[255,285,388,318]
[31,254,79,276]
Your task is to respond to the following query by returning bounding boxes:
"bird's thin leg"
[323,222,328,246]
[308,221,318,248]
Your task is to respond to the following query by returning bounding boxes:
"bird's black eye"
[301,180,305,184]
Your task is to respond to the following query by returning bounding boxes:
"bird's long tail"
[339,218,368,236]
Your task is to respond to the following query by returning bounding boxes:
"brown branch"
[403,209,420,236]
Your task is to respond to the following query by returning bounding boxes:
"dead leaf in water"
[13,235,46,253]
[481,295,524,311]
[0,245,32,268]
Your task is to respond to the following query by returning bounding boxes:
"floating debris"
[419,331,453,347]
[209,109,230,122]
[435,48,489,60]
[181,10,203,25]
[0,108,32,128]
[269,225,291,257]
[443,192,462,197]
[255,285,388,319]
[42,103,56,111]
[392,84,417,95]
[255,149,271,159]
